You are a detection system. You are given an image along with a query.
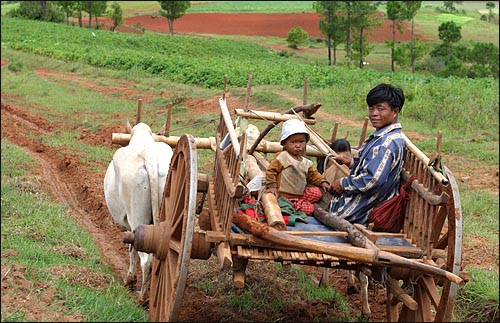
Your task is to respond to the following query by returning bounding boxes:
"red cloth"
[289,186,323,216]
[368,175,418,233]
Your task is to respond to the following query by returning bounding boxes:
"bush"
[286,27,308,49]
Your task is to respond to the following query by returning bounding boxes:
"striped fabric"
[329,123,405,225]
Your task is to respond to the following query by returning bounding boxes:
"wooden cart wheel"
[388,166,463,322]
[148,134,198,322]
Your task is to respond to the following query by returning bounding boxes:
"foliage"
[286,26,309,49]
[394,38,429,68]
[314,1,346,66]
[443,1,463,13]
[158,0,190,34]
[485,1,496,23]
[465,42,499,79]
[107,1,123,32]
[8,0,64,22]
[438,20,462,63]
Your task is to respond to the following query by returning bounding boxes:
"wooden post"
[136,98,142,125]
[222,75,227,100]
[358,117,369,149]
[302,77,308,118]
[165,102,172,136]
[330,122,339,143]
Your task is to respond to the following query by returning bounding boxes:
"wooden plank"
[420,275,441,308]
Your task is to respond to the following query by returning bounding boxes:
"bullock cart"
[114,76,466,322]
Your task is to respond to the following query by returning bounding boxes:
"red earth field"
[1,13,498,322]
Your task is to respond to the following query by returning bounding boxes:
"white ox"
[104,122,173,303]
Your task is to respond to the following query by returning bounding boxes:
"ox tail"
[144,159,160,226]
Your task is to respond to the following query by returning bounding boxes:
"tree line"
[4,0,498,79]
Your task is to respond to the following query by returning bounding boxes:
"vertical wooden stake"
[302,77,308,118]
[136,98,142,125]
[244,70,252,112]
[165,102,172,137]
[223,75,227,100]
[330,122,339,143]
[358,117,369,149]
[436,130,442,158]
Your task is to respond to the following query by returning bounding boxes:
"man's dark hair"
[366,83,405,112]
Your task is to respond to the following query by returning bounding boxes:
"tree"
[386,1,405,72]
[286,27,309,49]
[9,1,64,22]
[158,1,190,34]
[81,1,108,28]
[314,1,345,66]
[54,1,79,25]
[350,1,381,69]
[438,21,462,64]
[486,1,496,23]
[402,1,422,73]
[466,42,499,78]
[108,1,123,31]
[443,1,462,13]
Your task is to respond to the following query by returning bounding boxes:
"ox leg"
[138,251,153,305]
[358,269,371,317]
[347,270,359,294]
[125,244,138,289]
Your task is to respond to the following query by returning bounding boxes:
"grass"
[1,139,147,322]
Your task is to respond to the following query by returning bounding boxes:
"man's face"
[284,133,307,157]
[368,101,399,130]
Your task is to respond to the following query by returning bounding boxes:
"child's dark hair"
[366,83,405,112]
[316,138,351,174]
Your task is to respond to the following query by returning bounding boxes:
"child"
[265,119,330,216]
[316,138,352,175]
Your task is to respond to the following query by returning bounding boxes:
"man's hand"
[330,178,344,194]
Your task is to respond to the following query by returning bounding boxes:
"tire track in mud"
[1,103,130,280]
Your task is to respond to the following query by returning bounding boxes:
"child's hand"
[266,187,278,197]
[321,182,330,192]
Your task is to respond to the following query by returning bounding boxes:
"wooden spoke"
[148,135,198,322]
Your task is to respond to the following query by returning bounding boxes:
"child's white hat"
[280,119,309,145]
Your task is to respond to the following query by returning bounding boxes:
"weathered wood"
[313,205,366,247]
[234,109,317,124]
[232,212,463,284]
[386,277,419,311]
[219,98,241,156]
[402,133,448,185]
[261,192,286,231]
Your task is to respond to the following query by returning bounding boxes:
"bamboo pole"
[358,117,369,148]
[234,109,316,124]
[402,133,448,185]
[219,98,241,156]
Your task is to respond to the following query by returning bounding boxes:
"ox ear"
[125,119,133,134]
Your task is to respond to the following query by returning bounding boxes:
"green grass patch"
[1,138,147,322]
[455,267,499,322]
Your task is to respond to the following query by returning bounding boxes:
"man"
[327,83,406,225]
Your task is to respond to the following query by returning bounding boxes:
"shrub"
[286,27,308,49]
